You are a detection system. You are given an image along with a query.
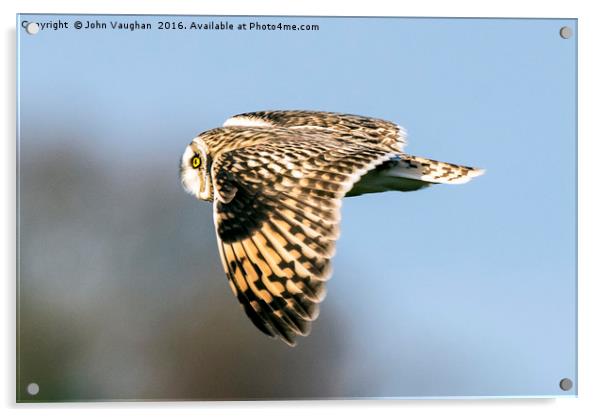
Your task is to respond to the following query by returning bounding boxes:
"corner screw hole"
[25,22,40,35]
[559,378,573,391]
[559,26,572,39]
[26,382,39,396]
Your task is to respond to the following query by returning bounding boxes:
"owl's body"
[180,110,483,346]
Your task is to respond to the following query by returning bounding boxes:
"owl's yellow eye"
[191,155,201,169]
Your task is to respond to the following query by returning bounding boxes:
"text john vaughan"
[82,20,152,31]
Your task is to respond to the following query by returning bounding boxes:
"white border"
[2,1,600,416]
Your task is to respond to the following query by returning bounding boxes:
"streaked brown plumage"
[180,110,484,346]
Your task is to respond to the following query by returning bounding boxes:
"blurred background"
[17,15,576,401]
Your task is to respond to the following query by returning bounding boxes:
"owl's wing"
[211,130,396,345]
[223,110,407,153]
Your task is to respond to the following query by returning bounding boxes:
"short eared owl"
[180,110,483,346]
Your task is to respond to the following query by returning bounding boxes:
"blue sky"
[18,15,576,399]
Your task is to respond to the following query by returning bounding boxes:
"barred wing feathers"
[211,130,396,345]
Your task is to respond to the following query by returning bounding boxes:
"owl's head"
[180,137,213,201]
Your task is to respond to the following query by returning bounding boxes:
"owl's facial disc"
[180,140,212,201]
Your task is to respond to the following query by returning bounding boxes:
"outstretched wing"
[223,110,407,153]
[211,129,396,345]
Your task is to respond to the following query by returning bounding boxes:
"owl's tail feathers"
[389,155,485,185]
[346,155,484,197]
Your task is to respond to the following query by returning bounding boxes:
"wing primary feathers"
[219,241,276,338]
[229,240,299,345]
[260,216,333,284]
[210,140,391,345]
[255,227,327,305]
[250,233,320,319]
[236,240,307,340]
[240,238,312,334]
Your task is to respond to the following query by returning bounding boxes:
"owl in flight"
[180,110,483,346]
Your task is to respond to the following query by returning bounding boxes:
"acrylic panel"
[16,15,577,401]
